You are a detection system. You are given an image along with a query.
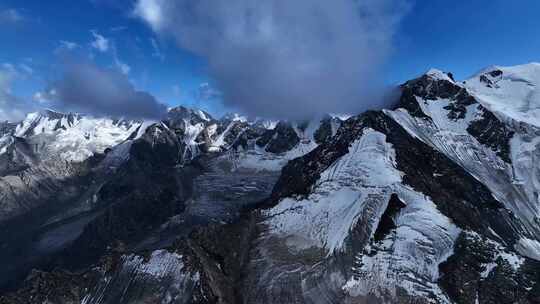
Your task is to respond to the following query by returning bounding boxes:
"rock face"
[0,105,327,301]
[256,121,300,153]
[2,63,540,304]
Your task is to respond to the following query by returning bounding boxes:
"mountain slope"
[0,105,335,300]
[1,64,540,304]
[258,64,540,303]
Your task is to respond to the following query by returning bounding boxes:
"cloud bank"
[44,63,166,119]
[0,64,36,122]
[134,0,408,119]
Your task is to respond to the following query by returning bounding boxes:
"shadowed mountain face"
[2,64,540,304]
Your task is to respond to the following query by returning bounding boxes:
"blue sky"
[390,0,540,82]
[1,0,540,118]
[0,0,220,115]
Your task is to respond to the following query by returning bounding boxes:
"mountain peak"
[221,112,248,123]
[465,62,540,127]
[469,62,540,81]
[168,106,213,123]
[425,68,455,82]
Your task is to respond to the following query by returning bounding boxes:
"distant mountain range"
[1,63,540,304]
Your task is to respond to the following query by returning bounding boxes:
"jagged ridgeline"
[1,63,540,304]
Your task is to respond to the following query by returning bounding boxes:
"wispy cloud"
[110,25,127,32]
[0,64,36,122]
[60,40,79,50]
[150,38,164,61]
[0,8,24,24]
[133,0,164,31]
[18,63,33,75]
[88,30,130,75]
[1,62,33,79]
[197,83,222,102]
[110,44,131,75]
[90,30,110,52]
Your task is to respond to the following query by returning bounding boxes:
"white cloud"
[115,60,131,75]
[110,44,131,75]
[0,65,35,122]
[1,63,16,77]
[133,0,409,119]
[197,83,221,101]
[133,0,165,31]
[60,40,79,50]
[0,62,33,80]
[90,30,110,52]
[32,91,48,103]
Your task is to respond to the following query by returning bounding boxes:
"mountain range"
[1,63,540,304]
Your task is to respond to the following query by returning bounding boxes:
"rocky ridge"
[1,63,540,303]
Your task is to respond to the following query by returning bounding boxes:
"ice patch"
[515,237,540,261]
[13,111,144,162]
[426,68,454,83]
[123,250,184,278]
[388,103,540,245]
[344,187,460,301]
[266,130,402,253]
[465,63,540,127]
[0,135,13,155]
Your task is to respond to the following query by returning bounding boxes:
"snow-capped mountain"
[1,64,540,304]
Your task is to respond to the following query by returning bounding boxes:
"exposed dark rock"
[272,110,520,245]
[0,137,36,176]
[0,121,16,137]
[188,215,259,304]
[271,114,368,201]
[489,69,503,78]
[403,73,461,101]
[443,90,477,120]
[398,70,514,163]
[467,105,514,163]
[439,232,498,303]
[399,71,477,121]
[0,269,100,304]
[58,124,187,268]
[369,113,519,244]
[167,106,214,129]
[313,116,336,145]
[255,128,274,148]
[1,65,539,304]
[439,232,540,304]
[479,75,494,87]
[256,122,300,154]
[231,125,265,151]
[373,194,406,243]
[479,69,504,88]
[397,88,431,119]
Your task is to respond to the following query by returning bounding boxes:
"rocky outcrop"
[439,232,540,304]
[467,105,514,163]
[0,122,15,137]
[313,116,341,145]
[256,121,300,153]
